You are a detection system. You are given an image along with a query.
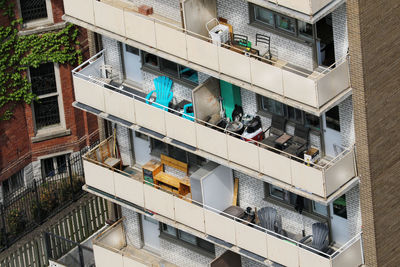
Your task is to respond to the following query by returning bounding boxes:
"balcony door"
[132,131,151,166]
[123,44,143,86]
[141,215,161,253]
[329,194,349,246]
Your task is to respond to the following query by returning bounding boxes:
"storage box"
[206,18,230,46]
[138,5,153,16]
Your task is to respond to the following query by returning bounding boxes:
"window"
[125,44,139,55]
[298,21,313,40]
[3,170,24,196]
[250,4,314,42]
[254,7,274,26]
[143,52,159,68]
[160,223,215,254]
[19,0,48,22]
[30,63,64,131]
[325,106,340,131]
[275,14,295,33]
[260,96,320,130]
[142,52,199,85]
[41,154,69,177]
[265,183,328,218]
[333,195,347,219]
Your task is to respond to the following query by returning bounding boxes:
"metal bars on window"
[20,0,48,22]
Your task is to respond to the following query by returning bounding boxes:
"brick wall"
[121,207,144,249]
[0,0,98,184]
[332,3,348,62]
[216,0,314,71]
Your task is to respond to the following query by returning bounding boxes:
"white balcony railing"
[85,154,364,267]
[93,219,173,267]
[64,0,351,112]
[72,53,357,199]
[72,50,357,200]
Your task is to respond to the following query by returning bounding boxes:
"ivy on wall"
[0,1,82,120]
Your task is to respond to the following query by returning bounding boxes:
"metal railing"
[65,0,351,110]
[84,153,363,266]
[73,50,355,173]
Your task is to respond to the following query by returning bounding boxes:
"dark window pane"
[125,44,139,55]
[305,113,320,130]
[143,52,159,68]
[56,155,67,173]
[254,7,274,26]
[34,96,61,129]
[326,106,340,131]
[178,230,197,245]
[160,59,178,77]
[262,97,283,116]
[43,158,55,176]
[162,224,177,237]
[179,66,198,84]
[20,0,48,22]
[298,21,313,39]
[333,195,347,219]
[197,238,215,253]
[270,185,285,200]
[275,15,296,33]
[30,63,57,96]
[287,106,303,123]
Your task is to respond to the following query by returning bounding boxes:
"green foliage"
[0,2,82,120]
[7,209,26,236]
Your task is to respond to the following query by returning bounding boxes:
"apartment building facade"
[59,0,389,266]
[0,0,99,200]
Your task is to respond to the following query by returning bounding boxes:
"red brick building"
[0,0,98,198]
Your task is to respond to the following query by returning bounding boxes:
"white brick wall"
[121,207,144,248]
[332,3,348,61]
[102,36,123,82]
[160,238,214,267]
[116,125,134,166]
[339,96,355,148]
[216,0,314,70]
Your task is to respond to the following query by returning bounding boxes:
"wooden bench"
[153,154,191,196]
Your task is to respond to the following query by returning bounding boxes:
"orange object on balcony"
[138,5,153,16]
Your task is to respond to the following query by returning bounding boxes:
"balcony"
[84,151,363,267]
[93,219,177,267]
[248,0,337,17]
[63,0,351,115]
[72,51,357,202]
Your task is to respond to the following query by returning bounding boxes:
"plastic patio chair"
[182,103,194,121]
[146,76,173,111]
[300,222,330,253]
[257,207,285,236]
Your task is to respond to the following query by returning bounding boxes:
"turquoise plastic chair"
[146,76,173,111]
[182,103,194,121]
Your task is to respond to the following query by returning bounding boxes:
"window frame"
[249,3,315,43]
[29,63,66,135]
[17,0,54,28]
[141,52,199,87]
[264,183,329,220]
[3,170,25,196]
[258,96,321,131]
[40,152,70,178]
[159,223,215,256]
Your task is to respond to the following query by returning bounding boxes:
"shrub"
[7,209,26,236]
